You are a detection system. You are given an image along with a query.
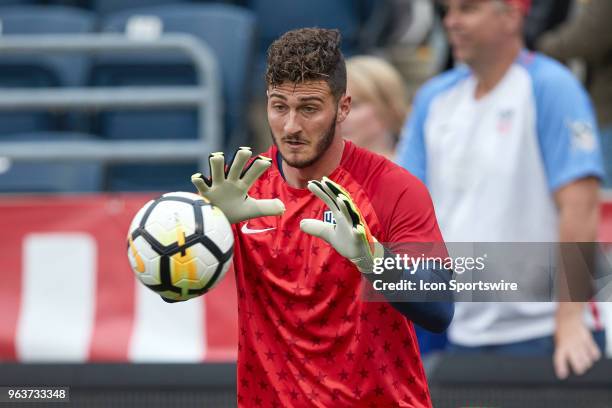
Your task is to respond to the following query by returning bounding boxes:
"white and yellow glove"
[300,177,384,274]
[191,147,285,224]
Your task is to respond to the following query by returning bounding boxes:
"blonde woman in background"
[342,56,409,160]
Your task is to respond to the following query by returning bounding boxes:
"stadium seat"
[0,132,103,193]
[0,6,95,135]
[103,163,199,192]
[249,0,362,55]
[92,3,256,191]
[0,0,35,5]
[91,0,189,16]
[90,0,250,15]
[247,0,374,96]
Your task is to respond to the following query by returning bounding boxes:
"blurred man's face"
[443,0,514,65]
[267,80,348,169]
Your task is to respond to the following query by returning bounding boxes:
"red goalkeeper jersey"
[232,140,444,407]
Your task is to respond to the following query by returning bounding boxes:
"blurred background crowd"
[0,0,609,193]
[0,0,611,406]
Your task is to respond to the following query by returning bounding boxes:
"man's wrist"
[556,302,585,323]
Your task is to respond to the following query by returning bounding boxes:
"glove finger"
[191,173,210,195]
[209,152,226,186]
[318,178,342,204]
[318,179,352,219]
[307,180,340,212]
[354,223,376,258]
[324,177,365,225]
[336,195,356,226]
[160,296,183,303]
[241,156,273,189]
[249,198,286,218]
[227,147,252,181]
[338,195,376,255]
[300,219,334,244]
[337,194,361,228]
[322,176,352,199]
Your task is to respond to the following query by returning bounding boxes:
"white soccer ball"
[127,191,234,302]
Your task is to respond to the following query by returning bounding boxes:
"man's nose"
[443,7,459,31]
[284,110,302,135]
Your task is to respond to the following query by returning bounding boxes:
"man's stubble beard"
[271,114,337,169]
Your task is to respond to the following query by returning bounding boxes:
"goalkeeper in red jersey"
[190,28,454,407]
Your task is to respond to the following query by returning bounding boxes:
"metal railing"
[0,33,223,170]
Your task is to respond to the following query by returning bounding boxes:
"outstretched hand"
[300,177,383,273]
[192,147,285,224]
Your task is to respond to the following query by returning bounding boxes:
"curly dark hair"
[265,28,347,100]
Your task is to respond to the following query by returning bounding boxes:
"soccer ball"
[127,191,234,302]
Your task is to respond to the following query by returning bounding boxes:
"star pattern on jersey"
[331,389,341,401]
[287,388,299,401]
[293,247,304,258]
[322,351,335,364]
[276,369,289,382]
[237,300,432,407]
[391,319,402,332]
[280,264,292,277]
[283,300,294,311]
[235,148,435,407]
[292,282,305,295]
[296,318,305,331]
[377,304,389,315]
[264,349,276,361]
[334,277,346,290]
[358,367,369,379]
[340,312,352,324]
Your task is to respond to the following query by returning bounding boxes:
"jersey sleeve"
[377,167,444,245]
[532,58,605,192]
[395,89,429,184]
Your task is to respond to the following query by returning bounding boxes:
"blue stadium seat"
[104,163,199,192]
[91,0,189,16]
[0,0,35,5]
[95,3,255,142]
[0,6,95,135]
[92,3,256,191]
[249,0,362,55]
[0,132,103,193]
[247,0,371,96]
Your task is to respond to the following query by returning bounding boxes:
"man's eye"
[459,3,478,12]
[273,104,287,112]
[302,106,317,113]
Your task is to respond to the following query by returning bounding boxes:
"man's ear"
[336,93,351,123]
[503,3,523,36]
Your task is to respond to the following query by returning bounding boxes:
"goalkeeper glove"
[191,147,285,224]
[300,177,384,274]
